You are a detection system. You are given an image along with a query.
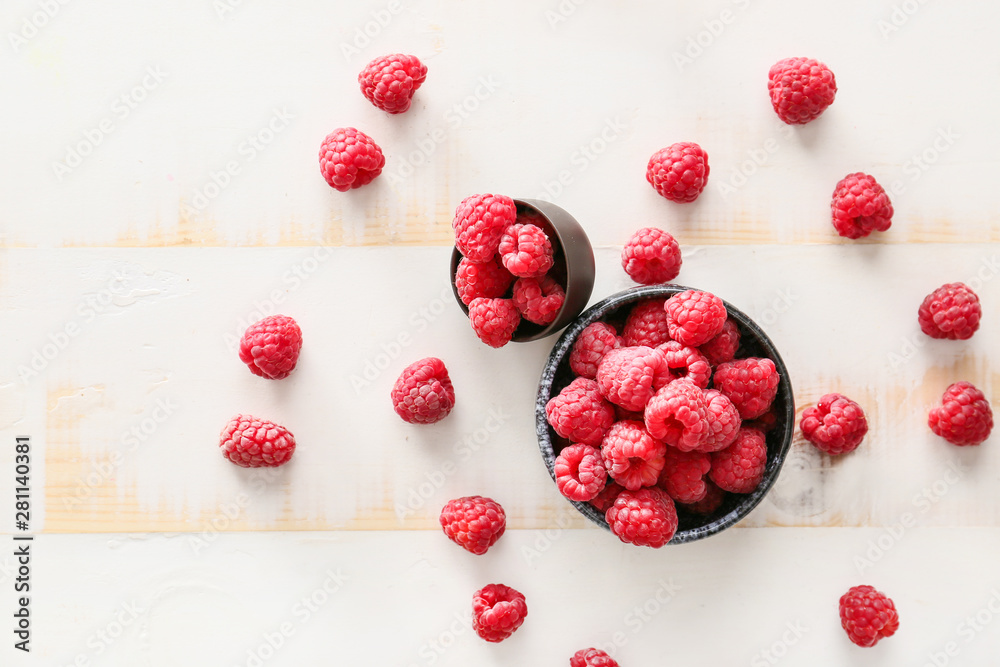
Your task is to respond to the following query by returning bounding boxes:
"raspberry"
[472,583,527,642]
[600,420,667,490]
[571,648,619,667]
[621,227,682,284]
[219,415,296,468]
[839,585,899,648]
[831,173,893,239]
[709,428,767,494]
[454,255,514,306]
[358,53,427,114]
[390,357,455,425]
[928,381,993,446]
[767,57,837,125]
[918,282,982,340]
[570,322,620,379]
[238,315,302,380]
[747,408,780,433]
[658,446,711,503]
[664,290,727,347]
[512,276,565,325]
[713,357,780,420]
[622,298,672,347]
[498,223,554,278]
[801,393,867,455]
[681,480,726,515]
[697,389,742,453]
[644,380,710,451]
[546,378,616,447]
[554,444,607,502]
[596,346,671,412]
[588,480,624,513]
[468,297,520,348]
[318,127,385,192]
[439,496,506,555]
[453,194,518,262]
[646,142,710,203]
[605,487,678,548]
[699,318,740,366]
[658,340,711,389]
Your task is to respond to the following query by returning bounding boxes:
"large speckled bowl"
[535,284,795,544]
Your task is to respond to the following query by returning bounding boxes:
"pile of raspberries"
[545,289,782,548]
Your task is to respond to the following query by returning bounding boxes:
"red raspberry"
[644,379,710,451]
[680,480,726,515]
[709,427,767,494]
[699,318,740,366]
[928,381,993,446]
[600,420,667,490]
[621,227,682,284]
[831,173,893,239]
[512,276,565,325]
[605,487,678,548]
[238,315,302,380]
[219,414,296,468]
[588,480,624,513]
[546,378,616,447]
[596,346,671,412]
[801,393,867,455]
[472,583,527,642]
[498,223,554,278]
[318,127,385,192]
[646,142,710,203]
[555,444,607,502]
[468,297,520,348]
[697,389,742,453]
[453,194,517,262]
[664,290,727,347]
[454,255,514,306]
[390,357,455,425]
[713,357,780,420]
[571,648,619,667]
[768,57,837,125]
[439,496,506,555]
[570,322,620,379]
[622,298,672,347]
[918,282,982,340]
[358,53,427,114]
[839,585,899,648]
[658,446,710,503]
[658,340,711,389]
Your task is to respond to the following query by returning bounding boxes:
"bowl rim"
[535,284,796,545]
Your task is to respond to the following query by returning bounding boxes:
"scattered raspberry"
[498,223,554,278]
[621,227,682,284]
[238,315,303,380]
[767,57,837,125]
[699,318,741,366]
[571,648,620,667]
[219,415,296,468]
[555,444,608,502]
[664,290,727,347]
[680,480,726,515]
[713,357,780,420]
[658,446,711,504]
[918,282,982,340]
[696,389,742,453]
[546,378,616,447]
[468,297,520,348]
[831,173,893,239]
[390,357,455,425]
[453,194,518,262]
[644,380,710,451]
[658,340,711,389]
[318,127,385,192]
[600,420,667,490]
[646,142,710,203]
[439,496,506,555]
[710,428,767,494]
[570,322,620,379]
[928,381,993,446]
[472,583,527,642]
[512,276,565,326]
[588,480,624,513]
[801,393,867,455]
[605,487,678,548]
[622,298,672,347]
[454,255,514,306]
[358,53,427,114]
[596,346,670,412]
[839,585,899,648]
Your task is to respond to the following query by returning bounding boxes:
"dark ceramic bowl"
[450,198,596,342]
[535,284,795,544]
